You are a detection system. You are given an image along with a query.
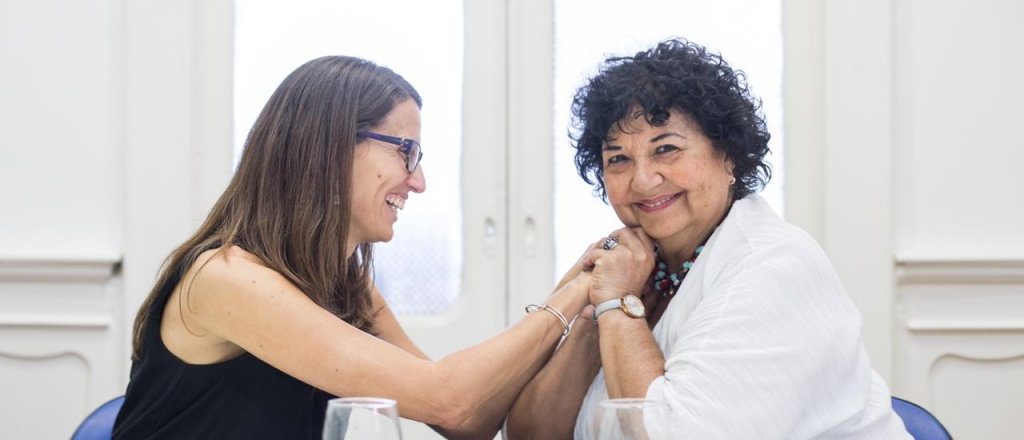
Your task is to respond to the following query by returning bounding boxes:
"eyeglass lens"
[406,141,421,173]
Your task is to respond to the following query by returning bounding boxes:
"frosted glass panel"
[553,0,785,282]
[234,0,464,314]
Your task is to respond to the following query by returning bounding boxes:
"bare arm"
[369,284,576,439]
[578,227,662,399]
[506,311,601,440]
[596,312,664,398]
[506,242,604,440]
[181,249,591,435]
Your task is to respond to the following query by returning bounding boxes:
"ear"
[722,154,736,176]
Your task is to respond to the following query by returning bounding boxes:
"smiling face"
[348,99,426,247]
[602,109,734,259]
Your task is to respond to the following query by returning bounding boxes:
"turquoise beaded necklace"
[652,245,704,297]
[654,205,731,297]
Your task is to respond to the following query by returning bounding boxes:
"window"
[234,0,465,314]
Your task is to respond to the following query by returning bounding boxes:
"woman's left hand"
[581,227,656,305]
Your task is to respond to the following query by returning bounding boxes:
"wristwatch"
[593,294,646,324]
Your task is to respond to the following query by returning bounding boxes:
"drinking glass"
[322,397,403,440]
[593,398,671,440]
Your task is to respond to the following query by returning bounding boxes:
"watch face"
[623,294,645,317]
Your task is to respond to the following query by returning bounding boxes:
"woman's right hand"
[580,227,656,305]
[560,271,595,312]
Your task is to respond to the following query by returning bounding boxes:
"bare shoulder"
[163,245,303,363]
[190,246,287,291]
[183,245,313,314]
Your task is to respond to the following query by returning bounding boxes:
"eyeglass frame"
[356,131,423,173]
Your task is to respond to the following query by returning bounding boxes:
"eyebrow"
[650,132,685,143]
[603,132,685,151]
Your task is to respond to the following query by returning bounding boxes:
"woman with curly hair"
[507,39,911,440]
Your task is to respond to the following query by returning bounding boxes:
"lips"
[634,193,680,213]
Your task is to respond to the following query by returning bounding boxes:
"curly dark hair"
[570,38,772,201]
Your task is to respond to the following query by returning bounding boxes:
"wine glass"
[322,397,403,440]
[593,398,671,440]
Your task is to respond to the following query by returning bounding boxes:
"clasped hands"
[559,227,659,322]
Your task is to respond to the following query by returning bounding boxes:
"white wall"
[0,1,233,439]
[894,0,1024,260]
[0,1,124,439]
[891,1,1024,438]
[786,0,1024,439]
[0,0,122,259]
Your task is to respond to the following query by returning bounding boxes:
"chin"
[638,222,679,241]
[359,230,395,245]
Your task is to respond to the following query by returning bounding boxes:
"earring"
[729,176,737,185]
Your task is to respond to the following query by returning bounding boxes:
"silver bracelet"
[525,303,570,337]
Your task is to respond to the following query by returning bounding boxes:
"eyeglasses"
[356,131,423,173]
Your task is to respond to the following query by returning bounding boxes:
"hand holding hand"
[580,227,656,305]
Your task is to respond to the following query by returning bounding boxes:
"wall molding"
[0,350,92,365]
[896,258,1024,284]
[0,255,120,283]
[0,314,112,329]
[907,319,1024,333]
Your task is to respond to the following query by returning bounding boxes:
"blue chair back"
[892,397,952,440]
[70,396,125,440]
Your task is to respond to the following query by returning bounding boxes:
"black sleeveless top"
[113,255,333,440]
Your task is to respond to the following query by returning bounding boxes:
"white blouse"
[573,195,912,440]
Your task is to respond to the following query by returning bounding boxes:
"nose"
[630,159,663,193]
[407,164,426,193]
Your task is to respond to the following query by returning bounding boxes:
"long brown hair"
[131,56,421,359]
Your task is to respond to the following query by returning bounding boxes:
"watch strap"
[593,297,623,325]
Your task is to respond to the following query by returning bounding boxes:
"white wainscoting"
[0,256,122,440]
[894,258,1024,440]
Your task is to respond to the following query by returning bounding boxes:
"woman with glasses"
[507,39,912,440]
[113,56,593,440]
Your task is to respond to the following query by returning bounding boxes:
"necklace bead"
[652,244,706,297]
